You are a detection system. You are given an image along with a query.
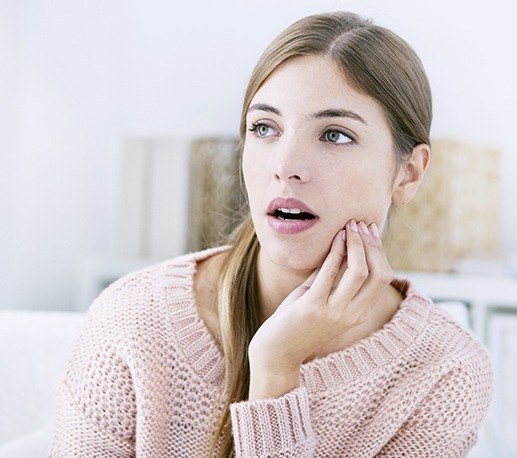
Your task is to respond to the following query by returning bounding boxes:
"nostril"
[275,173,301,181]
[274,166,307,182]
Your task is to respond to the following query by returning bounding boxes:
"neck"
[256,247,314,324]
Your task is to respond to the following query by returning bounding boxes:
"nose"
[274,136,312,183]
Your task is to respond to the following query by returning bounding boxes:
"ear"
[391,144,431,206]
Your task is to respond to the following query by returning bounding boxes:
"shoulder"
[400,282,493,396]
[386,282,494,431]
[83,246,231,339]
[90,246,231,311]
[428,305,493,388]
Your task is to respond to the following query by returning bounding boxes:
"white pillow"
[0,425,52,458]
[0,310,86,444]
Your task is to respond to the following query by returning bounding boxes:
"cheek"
[242,148,255,193]
[330,167,391,223]
[242,146,266,207]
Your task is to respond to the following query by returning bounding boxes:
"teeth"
[278,208,303,214]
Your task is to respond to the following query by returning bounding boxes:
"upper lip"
[267,197,318,217]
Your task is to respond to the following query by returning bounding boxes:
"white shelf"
[396,270,517,342]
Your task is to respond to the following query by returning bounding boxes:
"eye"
[248,122,277,138]
[322,129,354,145]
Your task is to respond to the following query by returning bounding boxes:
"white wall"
[1,0,516,311]
[0,0,20,307]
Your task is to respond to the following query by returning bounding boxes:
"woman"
[49,11,493,457]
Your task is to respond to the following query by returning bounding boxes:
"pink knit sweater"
[49,246,493,457]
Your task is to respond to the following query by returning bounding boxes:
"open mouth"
[270,208,317,221]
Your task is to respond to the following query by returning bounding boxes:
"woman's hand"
[247,219,394,400]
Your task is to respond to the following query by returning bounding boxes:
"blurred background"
[0,0,516,456]
[1,0,517,312]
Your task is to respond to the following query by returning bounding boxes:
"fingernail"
[342,229,347,242]
[359,221,369,235]
[371,223,379,238]
[350,220,358,232]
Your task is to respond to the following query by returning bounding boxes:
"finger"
[282,284,310,304]
[326,219,369,308]
[302,266,321,289]
[359,222,393,288]
[280,266,322,307]
[304,229,347,303]
[356,221,392,280]
[365,222,393,275]
[334,221,394,317]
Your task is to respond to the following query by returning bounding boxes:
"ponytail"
[209,214,261,457]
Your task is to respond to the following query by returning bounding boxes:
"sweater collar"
[164,246,432,393]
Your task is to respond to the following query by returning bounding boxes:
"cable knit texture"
[49,246,493,457]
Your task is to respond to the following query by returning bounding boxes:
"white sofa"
[0,310,86,458]
[0,302,473,457]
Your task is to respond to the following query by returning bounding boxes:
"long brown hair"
[209,11,432,456]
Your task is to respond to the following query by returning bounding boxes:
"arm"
[229,221,392,457]
[377,361,494,458]
[48,296,136,457]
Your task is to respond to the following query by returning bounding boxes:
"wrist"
[248,366,301,401]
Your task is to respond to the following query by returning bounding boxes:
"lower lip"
[266,215,318,234]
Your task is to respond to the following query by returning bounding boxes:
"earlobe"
[391,144,431,207]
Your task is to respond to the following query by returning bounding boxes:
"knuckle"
[308,307,341,326]
[355,311,368,326]
[370,268,392,284]
[310,293,327,306]
[371,231,382,243]
[306,288,328,306]
[345,312,365,329]
[383,269,395,284]
[365,235,377,247]
[298,305,322,323]
[333,312,346,326]
[369,269,383,281]
[327,266,340,279]
[351,266,368,283]
[301,307,318,321]
[350,232,362,243]
[324,308,341,325]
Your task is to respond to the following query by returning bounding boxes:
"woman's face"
[242,55,399,271]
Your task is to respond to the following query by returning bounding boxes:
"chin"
[258,234,328,272]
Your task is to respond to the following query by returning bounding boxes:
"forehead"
[250,55,387,124]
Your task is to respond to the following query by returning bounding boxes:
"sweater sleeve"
[48,292,136,457]
[377,357,494,458]
[230,386,317,457]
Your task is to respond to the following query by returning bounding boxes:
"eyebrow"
[312,108,368,125]
[247,103,282,116]
[247,103,368,125]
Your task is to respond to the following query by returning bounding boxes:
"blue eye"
[249,123,276,138]
[323,130,354,144]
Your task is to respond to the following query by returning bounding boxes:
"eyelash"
[248,122,277,138]
[247,122,356,145]
[321,129,355,145]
